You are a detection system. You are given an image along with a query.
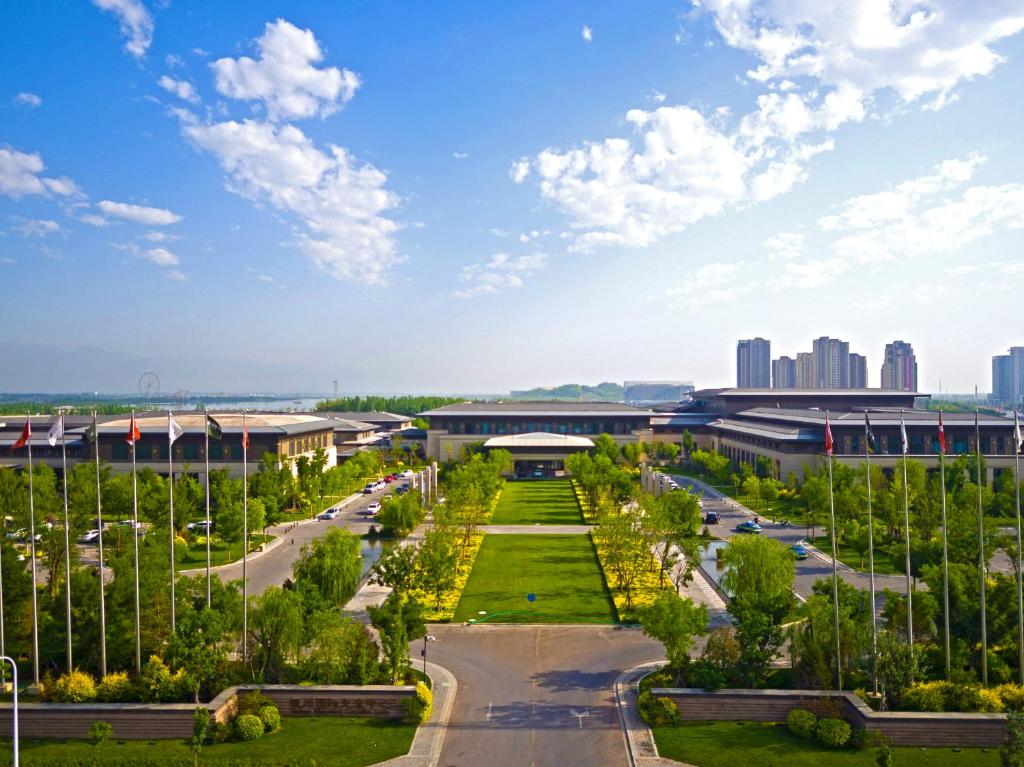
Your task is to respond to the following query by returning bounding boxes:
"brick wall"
[0,684,417,741]
[653,688,1008,748]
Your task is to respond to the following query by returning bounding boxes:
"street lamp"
[0,655,18,767]
[421,634,436,676]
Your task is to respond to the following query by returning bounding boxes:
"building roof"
[703,388,929,398]
[482,432,596,449]
[738,408,1012,428]
[420,401,652,417]
[319,411,411,425]
[99,413,336,436]
[712,418,821,442]
[326,418,378,432]
[650,414,719,428]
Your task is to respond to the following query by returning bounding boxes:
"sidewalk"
[616,661,692,767]
[376,660,457,767]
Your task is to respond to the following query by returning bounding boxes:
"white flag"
[168,412,183,444]
[900,412,908,455]
[1016,411,1023,454]
[47,414,64,447]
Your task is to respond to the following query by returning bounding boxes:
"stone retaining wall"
[653,688,1007,747]
[0,684,416,740]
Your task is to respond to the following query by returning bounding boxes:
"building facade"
[881,340,918,392]
[796,352,816,389]
[849,353,868,389]
[772,356,796,389]
[737,338,771,388]
[993,348,1024,406]
[813,336,851,388]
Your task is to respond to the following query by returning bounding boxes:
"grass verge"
[176,534,274,572]
[2,716,417,766]
[410,533,484,623]
[489,479,585,525]
[652,720,998,766]
[452,534,617,624]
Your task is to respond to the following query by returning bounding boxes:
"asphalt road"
[669,474,911,599]
[425,624,662,767]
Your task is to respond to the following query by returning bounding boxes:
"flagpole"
[59,414,72,671]
[1015,410,1023,685]
[938,411,951,680]
[130,411,142,675]
[168,410,176,633]
[93,412,107,677]
[242,412,248,661]
[204,407,211,608]
[900,410,914,666]
[26,418,39,687]
[825,411,842,691]
[864,415,878,694]
[976,409,988,685]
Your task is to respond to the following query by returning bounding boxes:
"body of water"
[700,540,732,597]
[359,537,394,577]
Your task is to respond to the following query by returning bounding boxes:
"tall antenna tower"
[333,379,339,398]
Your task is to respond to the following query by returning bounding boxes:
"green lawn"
[2,716,416,766]
[807,535,904,575]
[452,534,617,624]
[653,721,999,767]
[176,534,273,572]
[490,479,584,525]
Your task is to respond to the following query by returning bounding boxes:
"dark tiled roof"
[419,401,651,417]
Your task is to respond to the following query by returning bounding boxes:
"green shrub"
[237,690,274,718]
[637,690,679,726]
[96,671,135,703]
[192,706,210,745]
[997,684,1024,712]
[258,704,281,733]
[815,717,851,748]
[209,720,232,744]
[403,681,433,724]
[139,656,179,703]
[52,669,97,703]
[689,661,725,691]
[235,713,265,741]
[785,708,817,740]
[901,681,945,712]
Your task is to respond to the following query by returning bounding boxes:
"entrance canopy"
[482,432,595,450]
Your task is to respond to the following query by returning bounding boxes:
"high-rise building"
[772,356,796,388]
[993,347,1024,405]
[849,353,867,389]
[812,336,851,388]
[881,340,918,392]
[737,338,771,388]
[796,352,816,389]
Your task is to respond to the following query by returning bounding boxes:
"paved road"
[425,624,662,767]
[669,474,910,599]
[205,483,402,595]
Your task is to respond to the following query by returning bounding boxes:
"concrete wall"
[653,688,1007,747]
[0,684,416,741]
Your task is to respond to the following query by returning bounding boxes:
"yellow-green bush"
[901,681,1005,713]
[997,684,1024,711]
[52,669,97,703]
[403,681,432,724]
[96,671,134,703]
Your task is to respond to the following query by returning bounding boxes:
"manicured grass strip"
[490,479,584,525]
[176,534,274,571]
[652,721,997,767]
[452,534,617,624]
[808,535,905,575]
[3,716,417,766]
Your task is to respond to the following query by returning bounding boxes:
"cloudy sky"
[2,1,1023,394]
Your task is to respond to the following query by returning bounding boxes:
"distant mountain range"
[507,382,625,402]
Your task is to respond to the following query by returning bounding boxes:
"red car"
[384,475,395,483]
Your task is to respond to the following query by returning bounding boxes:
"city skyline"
[1,3,1023,393]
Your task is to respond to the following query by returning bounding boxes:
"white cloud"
[257,274,274,282]
[165,269,187,281]
[702,1,1024,107]
[664,261,753,307]
[581,25,593,43]
[143,230,179,242]
[14,219,61,238]
[763,231,804,259]
[182,118,400,284]
[165,53,184,68]
[453,152,469,160]
[0,147,81,200]
[145,247,179,266]
[97,200,183,225]
[14,92,42,108]
[509,158,530,184]
[455,252,548,299]
[92,0,154,59]
[647,89,667,104]
[211,19,360,121]
[157,75,200,104]
[81,214,109,227]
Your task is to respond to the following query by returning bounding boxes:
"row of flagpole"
[4,408,249,685]
[823,408,1024,693]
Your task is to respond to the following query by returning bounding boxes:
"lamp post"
[421,634,436,676]
[1,655,18,767]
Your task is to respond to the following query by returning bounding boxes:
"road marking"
[570,708,590,729]
[486,702,492,721]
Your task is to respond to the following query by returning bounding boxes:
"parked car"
[186,520,212,532]
[703,511,720,525]
[790,543,810,560]
[79,529,102,543]
[365,502,382,517]
[398,470,413,478]
[384,475,395,483]
[318,509,339,521]
[734,520,762,534]
[395,485,408,496]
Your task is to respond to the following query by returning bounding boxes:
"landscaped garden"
[176,534,274,571]
[451,534,618,624]
[489,479,584,525]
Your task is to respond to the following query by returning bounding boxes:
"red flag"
[242,416,250,450]
[126,413,140,446]
[10,419,30,452]
[824,414,834,456]
[938,410,947,455]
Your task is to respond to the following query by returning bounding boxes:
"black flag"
[864,414,877,453]
[206,414,223,440]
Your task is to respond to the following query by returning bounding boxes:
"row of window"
[435,420,642,436]
[281,433,331,456]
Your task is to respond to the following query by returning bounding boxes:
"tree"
[876,629,918,709]
[247,586,304,682]
[88,721,113,767]
[594,503,652,611]
[417,529,459,610]
[370,544,419,595]
[168,607,228,702]
[377,491,424,538]
[681,431,696,461]
[247,497,267,542]
[368,593,426,683]
[594,433,620,463]
[292,528,362,607]
[301,612,379,685]
[640,591,708,685]
[215,502,244,562]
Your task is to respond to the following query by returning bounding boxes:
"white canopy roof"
[483,432,595,449]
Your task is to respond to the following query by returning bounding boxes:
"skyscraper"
[812,336,851,388]
[796,352,816,389]
[849,353,868,389]
[881,340,918,392]
[737,338,771,388]
[772,356,796,388]
[993,347,1024,405]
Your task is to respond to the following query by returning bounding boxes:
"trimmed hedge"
[815,717,851,748]
[403,681,432,724]
[52,670,97,703]
[785,708,817,740]
[901,680,1005,713]
[258,705,281,733]
[235,713,264,742]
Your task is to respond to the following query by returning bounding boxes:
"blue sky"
[2,1,1023,394]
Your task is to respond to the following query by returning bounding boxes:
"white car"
[318,509,340,521]
[398,470,413,478]
[186,520,212,532]
[79,529,101,544]
[365,502,382,516]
